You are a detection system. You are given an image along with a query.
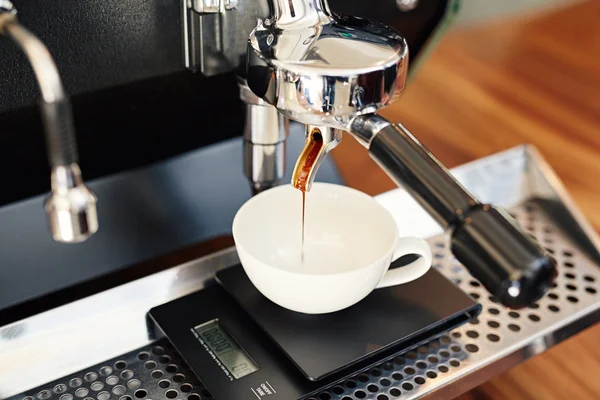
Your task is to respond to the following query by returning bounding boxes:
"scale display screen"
[192,319,259,380]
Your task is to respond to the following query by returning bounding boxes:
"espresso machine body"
[0,0,456,323]
[3,3,600,400]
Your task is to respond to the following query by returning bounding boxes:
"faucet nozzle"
[45,164,98,243]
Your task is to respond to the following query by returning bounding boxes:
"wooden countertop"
[332,1,600,398]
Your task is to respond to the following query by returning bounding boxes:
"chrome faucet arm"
[0,2,98,243]
[0,19,64,103]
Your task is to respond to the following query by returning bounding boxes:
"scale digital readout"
[148,264,480,400]
[191,319,259,380]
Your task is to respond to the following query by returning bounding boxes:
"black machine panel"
[0,0,451,112]
[0,130,343,325]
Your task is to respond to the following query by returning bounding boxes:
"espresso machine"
[2,1,600,400]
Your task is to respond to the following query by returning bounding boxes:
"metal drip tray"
[2,145,599,400]
[303,199,600,400]
[7,341,213,400]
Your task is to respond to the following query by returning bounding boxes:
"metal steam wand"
[0,1,98,243]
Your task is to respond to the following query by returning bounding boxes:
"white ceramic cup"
[232,183,432,314]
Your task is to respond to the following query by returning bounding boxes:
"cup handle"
[376,237,433,288]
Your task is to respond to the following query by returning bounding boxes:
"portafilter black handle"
[350,115,557,309]
[451,204,557,308]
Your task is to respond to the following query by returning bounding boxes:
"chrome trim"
[244,140,286,194]
[241,81,289,193]
[45,164,98,243]
[1,21,64,103]
[0,248,240,399]
[246,6,409,129]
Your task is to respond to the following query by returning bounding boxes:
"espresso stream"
[292,129,324,262]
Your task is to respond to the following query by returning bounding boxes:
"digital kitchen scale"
[148,261,481,400]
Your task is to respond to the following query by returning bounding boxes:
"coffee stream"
[292,128,324,262]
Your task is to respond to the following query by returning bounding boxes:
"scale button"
[250,381,277,398]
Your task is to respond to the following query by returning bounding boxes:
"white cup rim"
[232,182,400,277]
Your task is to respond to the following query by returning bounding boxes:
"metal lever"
[0,2,98,243]
[351,115,558,308]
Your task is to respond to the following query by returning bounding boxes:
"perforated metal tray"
[2,145,599,400]
[302,199,600,400]
[7,341,213,400]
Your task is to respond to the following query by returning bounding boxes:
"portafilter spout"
[0,2,98,243]
[246,0,557,308]
[291,125,341,192]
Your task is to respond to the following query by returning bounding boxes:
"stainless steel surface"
[242,0,408,190]
[181,0,454,79]
[241,82,289,192]
[348,113,392,148]
[1,20,64,103]
[242,0,408,196]
[307,195,600,400]
[182,0,203,72]
[191,0,238,14]
[6,340,214,400]
[244,141,286,193]
[0,3,97,244]
[182,0,269,74]
[243,99,287,144]
[0,1,16,38]
[0,247,240,399]
[269,0,331,28]
[45,164,98,243]
[183,0,237,74]
[2,146,599,400]
[246,2,408,129]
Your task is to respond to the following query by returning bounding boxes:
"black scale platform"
[148,259,480,400]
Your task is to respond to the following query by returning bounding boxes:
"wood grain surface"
[332,1,600,399]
